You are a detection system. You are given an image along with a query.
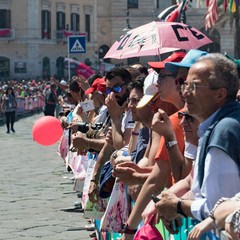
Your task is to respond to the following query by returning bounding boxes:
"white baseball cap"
[137,71,158,109]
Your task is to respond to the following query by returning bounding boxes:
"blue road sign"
[68,36,86,54]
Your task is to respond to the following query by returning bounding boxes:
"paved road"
[0,113,91,240]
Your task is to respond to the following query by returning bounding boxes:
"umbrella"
[104,21,212,59]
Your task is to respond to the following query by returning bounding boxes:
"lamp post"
[122,9,132,31]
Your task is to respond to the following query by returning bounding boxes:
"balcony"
[56,30,86,42]
[0,28,15,39]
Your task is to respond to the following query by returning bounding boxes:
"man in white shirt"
[152,53,240,237]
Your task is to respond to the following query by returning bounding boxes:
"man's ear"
[216,88,227,102]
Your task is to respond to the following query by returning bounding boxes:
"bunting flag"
[0,28,11,37]
[205,0,218,30]
[63,30,73,37]
[63,30,87,38]
[230,0,237,13]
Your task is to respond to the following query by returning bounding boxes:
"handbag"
[82,153,107,219]
[100,179,130,233]
[57,130,69,161]
[99,161,115,198]
[72,154,89,192]
[134,215,163,240]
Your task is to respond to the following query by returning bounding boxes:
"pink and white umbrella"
[104,21,212,59]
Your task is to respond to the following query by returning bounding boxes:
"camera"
[91,122,103,130]
[77,122,89,133]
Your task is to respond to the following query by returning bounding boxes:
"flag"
[158,5,178,20]
[224,0,228,12]
[165,0,189,23]
[64,58,94,79]
[230,0,237,13]
[205,0,218,30]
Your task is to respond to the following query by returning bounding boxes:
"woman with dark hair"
[1,87,17,133]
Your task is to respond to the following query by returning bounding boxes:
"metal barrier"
[0,96,45,124]
[16,96,44,114]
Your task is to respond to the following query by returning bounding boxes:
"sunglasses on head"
[105,83,125,95]
[175,77,187,86]
[178,111,194,122]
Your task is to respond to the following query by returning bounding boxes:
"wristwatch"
[165,140,177,149]
[177,199,188,218]
[122,223,137,234]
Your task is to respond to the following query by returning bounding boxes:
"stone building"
[97,0,234,66]
[0,0,97,80]
[0,0,235,80]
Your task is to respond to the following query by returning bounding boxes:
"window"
[99,45,110,63]
[85,14,90,42]
[56,11,65,39]
[0,57,10,78]
[41,10,51,39]
[56,11,65,30]
[71,13,79,32]
[42,57,50,79]
[156,0,160,8]
[0,9,11,28]
[56,57,64,79]
[127,0,138,9]
[14,62,27,74]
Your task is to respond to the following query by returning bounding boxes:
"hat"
[85,77,106,95]
[148,52,186,69]
[136,71,158,109]
[60,80,67,85]
[165,49,208,72]
[225,54,240,69]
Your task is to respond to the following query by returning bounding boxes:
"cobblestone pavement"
[0,113,92,240]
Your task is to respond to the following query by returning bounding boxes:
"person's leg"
[10,111,16,132]
[5,112,10,133]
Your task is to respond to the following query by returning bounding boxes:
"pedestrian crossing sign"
[68,36,86,54]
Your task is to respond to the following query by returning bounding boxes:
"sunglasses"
[157,74,176,85]
[178,111,194,122]
[175,77,186,86]
[105,83,125,95]
[127,97,141,106]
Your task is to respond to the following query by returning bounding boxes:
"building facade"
[0,0,97,80]
[0,0,235,80]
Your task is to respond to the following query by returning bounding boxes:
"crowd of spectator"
[6,50,240,240]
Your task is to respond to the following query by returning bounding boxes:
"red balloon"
[32,116,63,146]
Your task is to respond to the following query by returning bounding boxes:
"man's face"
[105,76,128,106]
[156,69,178,103]
[182,60,220,122]
[128,88,144,122]
[91,91,104,108]
[157,67,189,105]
